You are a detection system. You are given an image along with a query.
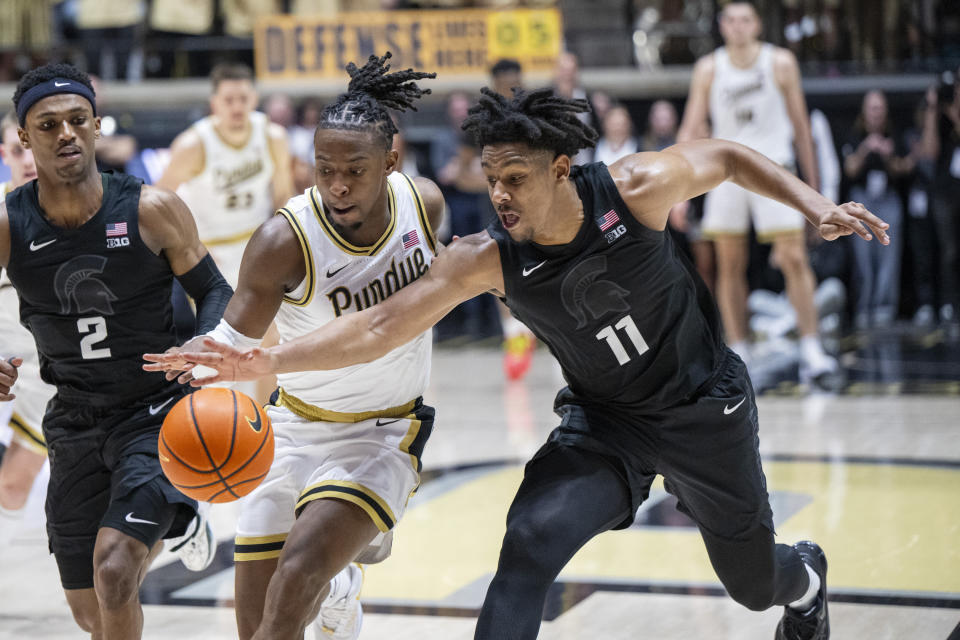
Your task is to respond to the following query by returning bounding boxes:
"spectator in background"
[291,98,324,194]
[552,52,592,165]
[841,90,910,329]
[593,105,638,165]
[903,92,939,327]
[922,72,960,332]
[641,100,678,152]
[490,59,523,99]
[430,92,501,342]
[88,75,139,174]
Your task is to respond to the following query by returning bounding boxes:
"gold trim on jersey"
[398,173,437,256]
[277,207,315,306]
[234,533,288,562]
[309,182,397,257]
[296,480,396,532]
[9,412,46,454]
[276,388,417,424]
[203,229,256,246]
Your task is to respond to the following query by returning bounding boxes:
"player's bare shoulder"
[691,51,717,84]
[137,184,197,254]
[413,176,445,231]
[771,46,801,87]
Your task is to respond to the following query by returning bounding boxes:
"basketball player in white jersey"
[157,63,294,288]
[146,53,442,640]
[0,110,54,535]
[678,1,837,384]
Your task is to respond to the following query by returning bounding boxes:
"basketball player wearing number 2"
[147,53,442,640]
[0,63,232,640]
[171,87,889,640]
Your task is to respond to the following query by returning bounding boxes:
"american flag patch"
[106,222,128,237]
[598,210,620,231]
[402,230,419,249]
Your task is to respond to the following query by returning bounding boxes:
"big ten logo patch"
[605,224,626,244]
[107,237,130,249]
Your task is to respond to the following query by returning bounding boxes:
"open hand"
[143,335,217,384]
[819,201,890,244]
[144,337,276,387]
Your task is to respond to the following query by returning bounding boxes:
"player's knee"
[93,549,141,609]
[724,578,775,611]
[500,518,562,576]
[273,551,331,596]
[774,244,809,276]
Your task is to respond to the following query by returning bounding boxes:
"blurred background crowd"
[1,0,959,389]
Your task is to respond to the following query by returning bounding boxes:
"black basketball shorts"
[539,348,774,540]
[43,385,197,590]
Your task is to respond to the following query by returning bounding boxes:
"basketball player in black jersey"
[160,88,890,640]
[0,63,232,640]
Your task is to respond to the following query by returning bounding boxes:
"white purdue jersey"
[176,111,275,244]
[709,44,794,166]
[274,172,438,414]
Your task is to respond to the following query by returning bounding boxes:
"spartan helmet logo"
[54,255,119,315]
[560,255,630,330]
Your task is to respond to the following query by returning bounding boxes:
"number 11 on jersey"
[596,315,648,365]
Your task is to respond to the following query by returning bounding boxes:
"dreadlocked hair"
[462,87,598,158]
[319,52,436,149]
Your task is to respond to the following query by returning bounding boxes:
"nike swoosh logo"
[29,238,57,251]
[125,512,159,526]
[522,261,547,276]
[376,418,401,426]
[246,411,263,432]
[148,397,174,416]
[326,264,349,278]
[54,81,70,87]
[724,397,746,415]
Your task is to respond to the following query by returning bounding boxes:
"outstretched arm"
[163,231,502,384]
[609,139,890,244]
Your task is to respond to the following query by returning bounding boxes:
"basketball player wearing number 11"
[169,87,891,640]
[0,63,231,640]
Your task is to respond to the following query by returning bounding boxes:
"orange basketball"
[159,388,274,503]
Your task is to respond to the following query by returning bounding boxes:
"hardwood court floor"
[1,338,958,639]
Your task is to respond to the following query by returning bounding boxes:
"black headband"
[16,77,97,126]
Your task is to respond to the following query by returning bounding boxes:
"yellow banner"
[254,8,562,81]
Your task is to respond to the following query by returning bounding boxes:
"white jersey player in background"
[678,0,838,385]
[157,62,294,288]
[146,52,443,640]
[0,110,54,539]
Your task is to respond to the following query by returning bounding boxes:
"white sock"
[0,502,25,521]
[788,563,820,610]
[800,335,825,363]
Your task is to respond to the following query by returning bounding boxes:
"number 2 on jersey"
[596,315,648,365]
[78,316,112,359]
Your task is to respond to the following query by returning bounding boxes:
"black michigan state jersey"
[488,162,725,413]
[5,172,178,404]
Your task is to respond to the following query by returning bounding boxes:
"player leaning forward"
[161,87,892,640]
[148,53,442,640]
[0,63,230,639]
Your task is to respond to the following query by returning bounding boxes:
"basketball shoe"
[314,564,364,640]
[169,504,216,572]
[775,541,829,640]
